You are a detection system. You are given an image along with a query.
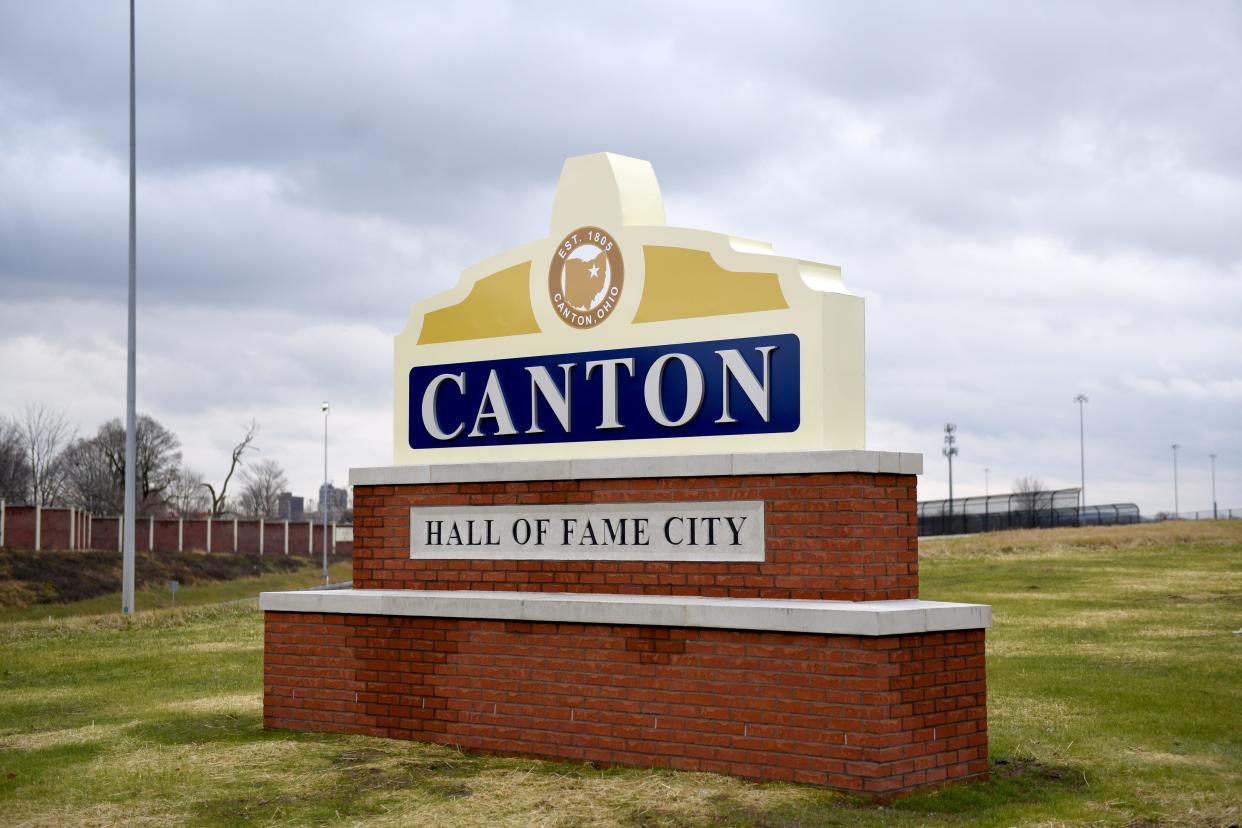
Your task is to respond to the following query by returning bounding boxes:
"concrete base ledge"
[349,449,923,487]
[260,589,989,637]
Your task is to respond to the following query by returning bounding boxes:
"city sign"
[393,152,864,463]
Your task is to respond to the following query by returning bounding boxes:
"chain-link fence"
[918,487,1141,537]
[1156,508,1241,521]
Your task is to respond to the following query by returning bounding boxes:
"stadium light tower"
[322,401,329,586]
[1210,453,1217,520]
[1074,394,1088,513]
[1171,443,1180,517]
[942,424,959,518]
[984,467,990,497]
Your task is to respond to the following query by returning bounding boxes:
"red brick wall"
[42,509,71,549]
[264,612,986,795]
[0,508,348,555]
[289,522,311,555]
[93,517,120,551]
[0,507,79,549]
[309,524,346,557]
[262,522,285,555]
[352,473,918,601]
[207,519,231,553]
[236,520,261,553]
[3,506,37,548]
[183,519,208,551]
[153,519,180,551]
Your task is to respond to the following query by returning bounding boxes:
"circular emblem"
[548,226,624,329]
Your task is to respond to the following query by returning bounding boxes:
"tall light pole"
[122,0,137,615]
[942,424,958,519]
[322,401,329,586]
[984,467,990,497]
[1210,453,1217,520]
[1074,394,1088,513]
[1171,443,1180,517]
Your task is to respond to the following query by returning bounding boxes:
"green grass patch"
[1,522,1239,826]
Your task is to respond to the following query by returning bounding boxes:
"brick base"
[264,611,987,795]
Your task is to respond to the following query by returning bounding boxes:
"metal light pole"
[982,466,991,531]
[1074,394,1088,513]
[942,424,958,521]
[122,0,137,615]
[1171,443,1180,517]
[1210,453,1217,520]
[322,401,329,586]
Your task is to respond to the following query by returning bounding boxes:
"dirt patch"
[992,755,1089,791]
[427,781,473,799]
[332,748,390,766]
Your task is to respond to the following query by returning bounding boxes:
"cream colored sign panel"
[394,152,864,464]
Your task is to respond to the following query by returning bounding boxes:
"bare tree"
[0,416,31,504]
[62,435,121,514]
[204,421,257,517]
[21,404,74,506]
[167,467,210,516]
[237,458,288,519]
[1012,477,1053,529]
[74,415,182,515]
[99,416,182,513]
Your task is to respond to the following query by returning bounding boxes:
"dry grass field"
[1,521,1239,826]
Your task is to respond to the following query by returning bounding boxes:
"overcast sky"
[2,1,1239,515]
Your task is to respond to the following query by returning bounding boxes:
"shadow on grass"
[0,740,107,799]
[0,697,99,733]
[187,744,485,827]
[889,755,1089,816]
[615,788,850,828]
[113,710,1098,828]
[614,756,1090,828]
[127,712,270,747]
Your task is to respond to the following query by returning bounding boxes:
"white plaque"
[409,501,765,561]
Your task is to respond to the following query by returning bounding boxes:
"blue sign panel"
[409,334,800,449]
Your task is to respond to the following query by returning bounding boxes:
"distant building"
[317,482,349,522]
[276,492,304,522]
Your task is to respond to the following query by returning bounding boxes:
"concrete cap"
[261,588,988,636]
[350,450,923,487]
